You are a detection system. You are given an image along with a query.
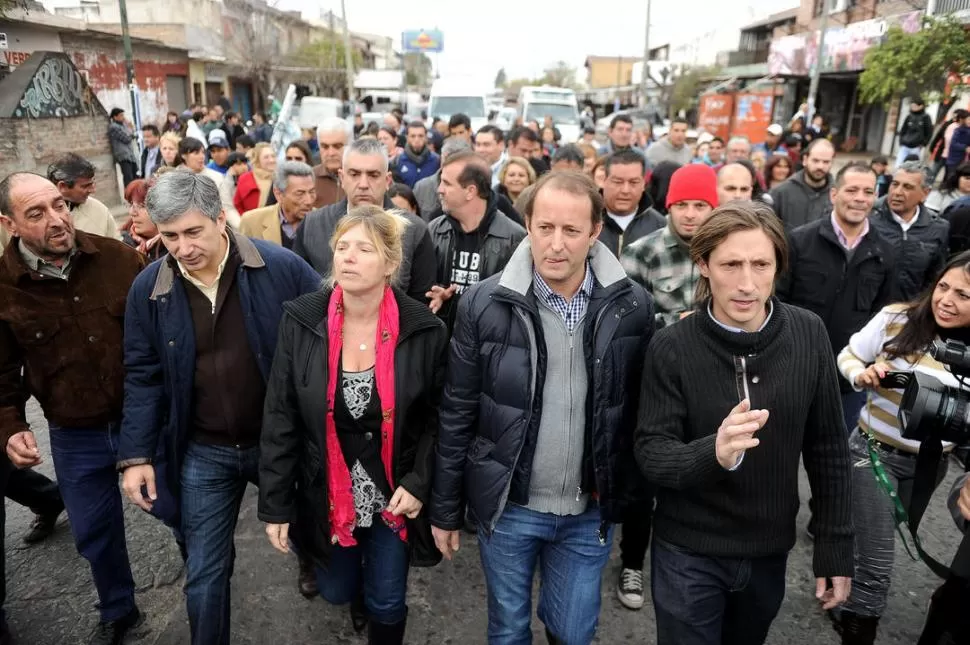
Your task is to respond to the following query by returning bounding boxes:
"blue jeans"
[651,539,788,645]
[48,422,136,622]
[180,441,259,645]
[842,390,866,435]
[477,503,613,645]
[896,145,922,167]
[316,519,410,624]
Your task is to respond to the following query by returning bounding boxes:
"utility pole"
[806,2,830,126]
[340,0,355,102]
[640,0,651,107]
[118,0,141,136]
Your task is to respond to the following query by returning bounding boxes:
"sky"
[281,0,802,84]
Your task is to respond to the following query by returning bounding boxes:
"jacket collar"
[1,229,99,284]
[873,197,934,229]
[284,286,441,341]
[149,228,264,300]
[601,190,655,232]
[314,163,338,181]
[497,238,627,297]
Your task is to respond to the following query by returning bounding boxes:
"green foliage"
[669,66,716,115]
[0,0,28,17]
[860,16,970,106]
[291,37,362,71]
[403,52,433,87]
[538,61,579,88]
[494,67,507,88]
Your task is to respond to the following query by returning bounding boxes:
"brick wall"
[60,33,189,127]
[0,116,122,209]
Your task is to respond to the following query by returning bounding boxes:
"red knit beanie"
[665,164,719,209]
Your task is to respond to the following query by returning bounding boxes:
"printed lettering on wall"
[13,53,100,119]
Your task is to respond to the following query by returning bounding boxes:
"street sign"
[402,29,444,53]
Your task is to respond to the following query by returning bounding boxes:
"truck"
[428,79,489,133]
[518,86,581,143]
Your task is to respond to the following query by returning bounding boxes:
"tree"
[494,67,507,88]
[860,15,970,107]
[539,61,579,88]
[290,36,363,99]
[667,65,717,116]
[403,52,433,87]
[0,0,29,17]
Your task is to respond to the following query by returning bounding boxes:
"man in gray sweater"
[292,138,436,302]
[646,118,693,167]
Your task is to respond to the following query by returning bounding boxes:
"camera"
[896,340,970,444]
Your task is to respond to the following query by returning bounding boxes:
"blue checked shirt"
[532,262,594,332]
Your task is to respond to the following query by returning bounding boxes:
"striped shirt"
[837,304,959,452]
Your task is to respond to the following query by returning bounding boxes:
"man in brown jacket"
[0,172,146,645]
[312,116,349,208]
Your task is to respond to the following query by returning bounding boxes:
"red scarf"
[325,285,405,547]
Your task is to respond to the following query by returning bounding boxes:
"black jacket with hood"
[599,191,666,258]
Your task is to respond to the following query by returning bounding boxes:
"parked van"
[518,86,581,143]
[428,79,489,133]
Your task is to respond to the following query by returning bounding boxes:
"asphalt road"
[4,398,965,645]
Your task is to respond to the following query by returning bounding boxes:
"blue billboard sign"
[402,29,444,53]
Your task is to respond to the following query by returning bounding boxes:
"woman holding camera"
[258,205,448,644]
[835,251,970,644]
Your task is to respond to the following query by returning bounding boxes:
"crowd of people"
[0,95,969,645]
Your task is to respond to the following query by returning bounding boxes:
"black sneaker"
[23,509,62,545]
[88,607,142,645]
[617,568,644,610]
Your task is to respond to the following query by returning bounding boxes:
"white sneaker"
[617,568,644,610]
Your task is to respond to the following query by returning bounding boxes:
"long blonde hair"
[329,205,410,286]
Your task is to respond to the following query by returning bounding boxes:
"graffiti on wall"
[15,54,99,119]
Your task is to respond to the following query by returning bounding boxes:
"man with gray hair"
[313,116,350,208]
[869,160,949,301]
[725,136,752,163]
[294,137,437,302]
[413,137,473,218]
[117,171,319,645]
[240,161,317,249]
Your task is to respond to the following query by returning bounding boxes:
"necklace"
[358,343,367,351]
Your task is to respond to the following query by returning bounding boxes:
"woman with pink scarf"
[259,204,447,645]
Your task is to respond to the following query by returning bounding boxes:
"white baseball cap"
[767,123,784,136]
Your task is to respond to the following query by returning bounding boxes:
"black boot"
[297,553,318,598]
[545,627,565,645]
[350,589,368,633]
[368,615,406,645]
[840,610,879,645]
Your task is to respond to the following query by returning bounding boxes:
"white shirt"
[608,211,637,231]
[891,207,920,232]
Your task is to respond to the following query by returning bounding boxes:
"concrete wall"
[0,116,121,208]
[0,23,63,66]
[60,33,189,127]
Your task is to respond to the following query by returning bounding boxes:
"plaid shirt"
[620,225,698,327]
[533,262,594,332]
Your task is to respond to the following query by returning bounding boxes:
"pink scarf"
[325,285,405,547]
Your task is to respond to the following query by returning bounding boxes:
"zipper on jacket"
[734,355,752,402]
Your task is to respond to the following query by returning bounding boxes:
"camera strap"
[864,435,923,561]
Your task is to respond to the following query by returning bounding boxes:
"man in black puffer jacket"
[431,171,653,645]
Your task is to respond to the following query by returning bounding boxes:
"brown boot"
[297,553,318,598]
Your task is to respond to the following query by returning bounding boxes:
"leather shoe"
[351,590,368,633]
[23,509,62,545]
[88,607,142,645]
[297,554,318,598]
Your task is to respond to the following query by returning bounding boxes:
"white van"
[428,79,489,133]
[518,86,581,143]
